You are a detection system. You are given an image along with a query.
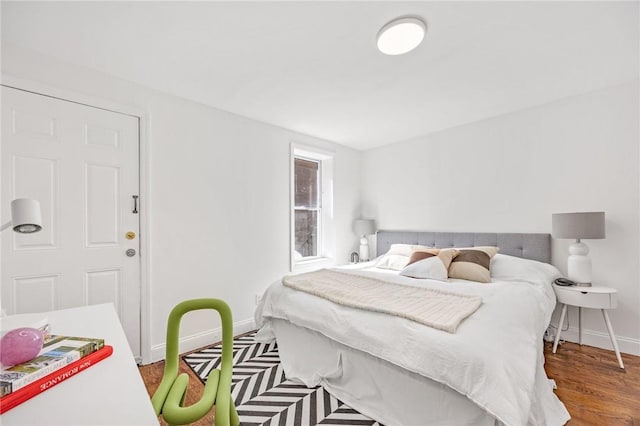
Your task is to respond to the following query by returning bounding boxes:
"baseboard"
[149,318,256,363]
[554,325,640,356]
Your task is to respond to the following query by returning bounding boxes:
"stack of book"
[0,333,113,413]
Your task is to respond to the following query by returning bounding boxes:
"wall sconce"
[1,199,43,234]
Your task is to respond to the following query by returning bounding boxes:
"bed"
[255,231,571,426]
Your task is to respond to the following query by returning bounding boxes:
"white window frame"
[290,143,335,272]
[293,155,322,259]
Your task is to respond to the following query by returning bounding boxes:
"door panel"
[13,274,59,313]
[84,123,120,148]
[1,86,141,357]
[85,163,120,246]
[85,269,121,313]
[11,108,57,140]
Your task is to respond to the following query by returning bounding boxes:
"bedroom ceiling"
[1,1,638,150]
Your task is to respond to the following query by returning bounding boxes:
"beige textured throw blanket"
[283,269,482,333]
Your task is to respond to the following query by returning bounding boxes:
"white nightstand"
[552,284,624,369]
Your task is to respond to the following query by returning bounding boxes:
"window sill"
[292,256,335,273]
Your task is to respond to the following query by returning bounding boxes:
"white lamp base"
[568,241,592,286]
[359,236,370,262]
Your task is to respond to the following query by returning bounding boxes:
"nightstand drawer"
[554,287,616,309]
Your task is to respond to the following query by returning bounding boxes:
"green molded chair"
[151,299,239,426]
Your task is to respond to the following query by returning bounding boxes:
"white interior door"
[1,86,141,358]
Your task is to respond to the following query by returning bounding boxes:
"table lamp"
[1,198,42,234]
[552,211,605,286]
[354,219,376,262]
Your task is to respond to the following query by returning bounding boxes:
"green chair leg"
[151,299,235,426]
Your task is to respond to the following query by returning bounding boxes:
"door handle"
[126,249,136,257]
[132,195,139,214]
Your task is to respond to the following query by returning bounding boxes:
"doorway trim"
[1,74,152,364]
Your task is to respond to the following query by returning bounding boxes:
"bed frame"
[376,230,551,264]
[269,230,561,425]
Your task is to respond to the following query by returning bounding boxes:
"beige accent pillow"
[376,243,433,271]
[448,246,499,283]
[400,249,459,281]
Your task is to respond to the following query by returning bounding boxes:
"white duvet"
[255,254,571,426]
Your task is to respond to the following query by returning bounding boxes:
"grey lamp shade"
[354,219,376,236]
[552,212,605,239]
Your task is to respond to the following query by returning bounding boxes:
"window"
[294,158,320,258]
[291,144,334,270]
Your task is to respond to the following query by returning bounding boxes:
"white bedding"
[255,254,571,426]
[283,269,482,332]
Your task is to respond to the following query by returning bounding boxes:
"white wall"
[361,82,640,355]
[1,45,361,362]
[4,43,638,360]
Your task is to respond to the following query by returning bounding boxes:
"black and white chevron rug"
[183,332,383,426]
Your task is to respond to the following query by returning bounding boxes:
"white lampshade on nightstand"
[354,219,376,262]
[552,212,605,286]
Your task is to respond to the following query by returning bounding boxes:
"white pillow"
[399,249,458,281]
[376,243,432,271]
[490,253,561,286]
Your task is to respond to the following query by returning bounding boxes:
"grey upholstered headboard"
[376,231,551,264]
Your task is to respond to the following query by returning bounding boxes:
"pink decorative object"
[0,327,44,367]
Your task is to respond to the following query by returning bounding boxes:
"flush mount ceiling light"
[377,16,427,55]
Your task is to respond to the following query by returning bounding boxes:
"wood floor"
[139,339,640,426]
[543,341,640,425]
[139,347,216,426]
